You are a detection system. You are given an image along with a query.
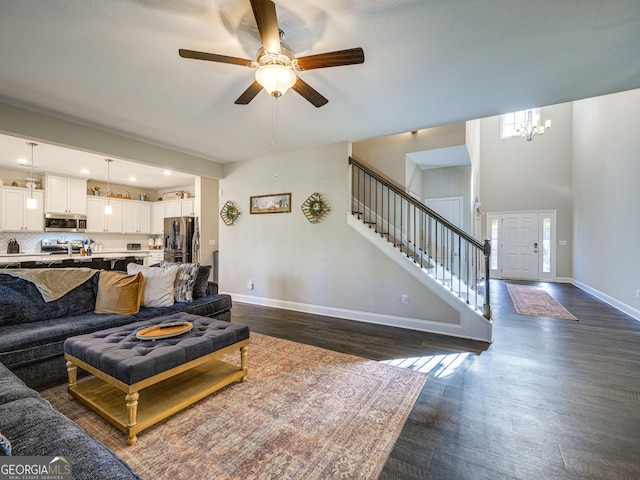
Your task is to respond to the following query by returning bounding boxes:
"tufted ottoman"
[63,312,250,446]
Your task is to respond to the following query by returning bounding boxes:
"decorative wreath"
[301,192,330,224]
[220,200,240,226]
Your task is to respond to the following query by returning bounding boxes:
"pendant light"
[104,159,113,215]
[26,142,38,209]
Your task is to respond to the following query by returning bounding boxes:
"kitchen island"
[0,249,163,269]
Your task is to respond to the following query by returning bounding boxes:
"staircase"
[348,157,492,342]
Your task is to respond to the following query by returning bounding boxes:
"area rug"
[41,333,427,480]
[506,283,578,320]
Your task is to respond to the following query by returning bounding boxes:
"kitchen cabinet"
[149,198,196,235]
[164,200,182,218]
[163,198,195,217]
[86,196,123,233]
[181,198,195,216]
[43,174,87,215]
[150,202,164,234]
[123,201,151,234]
[1,186,44,232]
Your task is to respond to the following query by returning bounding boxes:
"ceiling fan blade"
[292,78,328,108]
[250,0,281,54]
[179,49,254,67]
[235,81,263,105]
[296,47,365,71]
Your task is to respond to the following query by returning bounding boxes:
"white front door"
[501,212,539,280]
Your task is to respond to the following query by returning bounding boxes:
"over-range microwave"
[44,213,87,232]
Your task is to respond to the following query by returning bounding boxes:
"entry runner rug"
[42,333,427,480]
[506,283,578,320]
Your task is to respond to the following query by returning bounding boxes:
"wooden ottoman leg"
[66,360,77,400]
[125,392,139,446]
[240,345,248,382]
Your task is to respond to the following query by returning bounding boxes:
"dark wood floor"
[230,280,640,480]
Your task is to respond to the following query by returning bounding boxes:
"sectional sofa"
[0,263,232,476]
[0,264,232,389]
[0,362,141,479]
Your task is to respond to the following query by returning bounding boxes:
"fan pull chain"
[272,95,279,179]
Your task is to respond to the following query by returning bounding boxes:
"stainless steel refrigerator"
[164,216,194,263]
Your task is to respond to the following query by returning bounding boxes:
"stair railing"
[349,157,491,319]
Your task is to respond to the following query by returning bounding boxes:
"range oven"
[44,213,87,232]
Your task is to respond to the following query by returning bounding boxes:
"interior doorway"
[425,196,463,228]
[487,210,556,281]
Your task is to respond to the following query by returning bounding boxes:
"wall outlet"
[208,239,216,246]
[401,294,409,304]
[247,279,254,290]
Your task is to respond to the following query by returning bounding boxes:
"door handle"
[534,242,538,253]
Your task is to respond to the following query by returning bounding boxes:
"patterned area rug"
[506,283,578,320]
[42,333,427,480]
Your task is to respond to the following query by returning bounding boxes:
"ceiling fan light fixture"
[255,64,296,97]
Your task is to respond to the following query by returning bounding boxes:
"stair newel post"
[483,239,492,319]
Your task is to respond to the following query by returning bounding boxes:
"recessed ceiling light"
[80,168,90,174]
[163,170,172,176]
[17,158,28,165]
[129,176,137,182]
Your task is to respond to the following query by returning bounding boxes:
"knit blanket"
[5,268,96,302]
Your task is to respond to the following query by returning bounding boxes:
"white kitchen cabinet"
[123,201,151,234]
[164,200,182,218]
[43,174,87,215]
[149,198,196,235]
[181,198,195,216]
[86,196,123,233]
[151,202,164,234]
[1,187,44,231]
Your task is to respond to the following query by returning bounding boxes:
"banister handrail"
[349,156,491,320]
[349,156,483,249]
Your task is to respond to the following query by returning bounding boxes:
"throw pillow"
[193,265,212,298]
[94,270,144,315]
[127,263,179,308]
[0,432,10,456]
[159,261,200,303]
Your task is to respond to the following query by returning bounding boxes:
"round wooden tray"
[136,322,193,340]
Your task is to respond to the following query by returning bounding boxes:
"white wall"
[352,123,466,188]
[195,176,219,278]
[219,142,459,326]
[466,119,482,237]
[479,103,574,278]
[572,89,640,314]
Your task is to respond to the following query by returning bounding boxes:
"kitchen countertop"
[0,249,164,264]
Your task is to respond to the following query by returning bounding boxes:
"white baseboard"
[571,279,640,322]
[226,293,491,342]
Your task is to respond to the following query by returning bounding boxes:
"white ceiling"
[408,145,470,171]
[0,0,639,178]
[0,132,196,190]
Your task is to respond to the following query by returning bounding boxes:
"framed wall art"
[250,193,291,214]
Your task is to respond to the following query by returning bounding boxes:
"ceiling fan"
[178,0,364,108]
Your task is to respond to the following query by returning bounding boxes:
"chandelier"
[516,109,551,141]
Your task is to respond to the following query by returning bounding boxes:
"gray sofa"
[0,362,140,479]
[0,266,232,389]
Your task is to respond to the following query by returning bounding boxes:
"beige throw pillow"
[127,263,179,308]
[95,270,144,315]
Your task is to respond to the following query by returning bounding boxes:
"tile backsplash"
[0,232,159,254]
